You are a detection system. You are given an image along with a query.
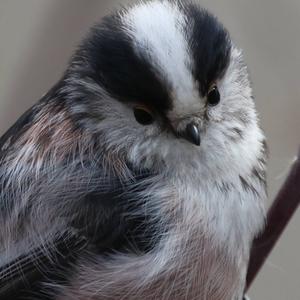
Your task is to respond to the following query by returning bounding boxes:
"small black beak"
[181,123,201,146]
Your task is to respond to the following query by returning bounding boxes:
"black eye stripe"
[184,4,231,93]
[77,14,172,115]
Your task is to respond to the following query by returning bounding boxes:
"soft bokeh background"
[0,1,299,299]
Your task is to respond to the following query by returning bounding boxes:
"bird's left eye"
[207,85,220,106]
[133,107,154,125]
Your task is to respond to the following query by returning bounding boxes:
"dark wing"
[0,80,156,299]
[0,232,87,300]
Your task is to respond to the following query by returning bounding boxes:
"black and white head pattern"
[63,0,266,182]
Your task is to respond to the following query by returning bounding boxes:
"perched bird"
[0,1,267,299]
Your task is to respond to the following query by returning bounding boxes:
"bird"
[0,1,267,299]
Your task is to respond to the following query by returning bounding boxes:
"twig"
[245,147,300,291]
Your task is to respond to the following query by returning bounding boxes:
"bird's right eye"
[133,107,154,125]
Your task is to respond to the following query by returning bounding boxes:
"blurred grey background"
[0,0,299,299]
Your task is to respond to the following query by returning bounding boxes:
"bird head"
[64,0,264,175]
